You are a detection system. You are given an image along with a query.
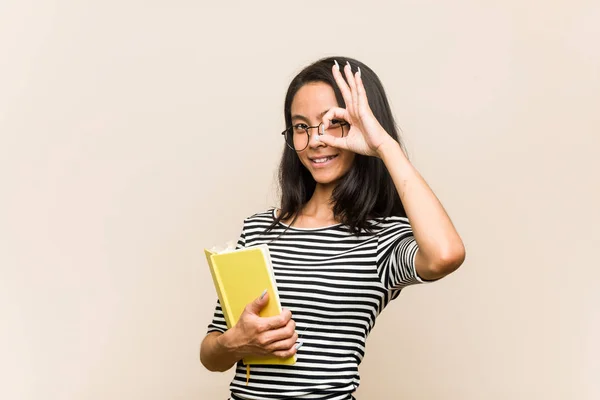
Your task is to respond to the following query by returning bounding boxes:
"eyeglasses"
[281,120,349,151]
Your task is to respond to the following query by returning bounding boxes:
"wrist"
[216,328,242,358]
[376,138,403,160]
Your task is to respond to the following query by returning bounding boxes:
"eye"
[293,123,308,132]
[330,119,345,127]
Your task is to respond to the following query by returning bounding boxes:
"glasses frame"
[281,121,349,152]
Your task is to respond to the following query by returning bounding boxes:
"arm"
[320,61,465,281]
[378,141,465,280]
[200,331,242,372]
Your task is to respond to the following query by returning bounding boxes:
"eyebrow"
[291,109,330,122]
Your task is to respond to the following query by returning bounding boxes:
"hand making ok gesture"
[319,60,396,158]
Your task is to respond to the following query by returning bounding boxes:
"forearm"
[378,140,465,278]
[200,331,242,372]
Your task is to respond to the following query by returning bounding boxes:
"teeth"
[312,156,335,163]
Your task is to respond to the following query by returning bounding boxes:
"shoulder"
[237,208,280,245]
[240,208,277,229]
[369,216,414,256]
[367,215,412,235]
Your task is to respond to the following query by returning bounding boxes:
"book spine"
[207,254,234,329]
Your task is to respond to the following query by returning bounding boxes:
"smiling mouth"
[309,154,339,164]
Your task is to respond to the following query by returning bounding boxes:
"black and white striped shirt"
[207,208,427,399]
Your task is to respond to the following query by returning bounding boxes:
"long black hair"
[270,56,408,235]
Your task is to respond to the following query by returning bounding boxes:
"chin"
[314,179,338,187]
[312,172,344,186]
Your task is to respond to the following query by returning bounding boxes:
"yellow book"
[204,244,296,366]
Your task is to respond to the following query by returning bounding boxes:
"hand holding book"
[204,244,299,366]
[216,290,301,360]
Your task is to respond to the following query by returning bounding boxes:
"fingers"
[258,315,299,358]
[332,60,368,121]
[355,66,369,117]
[262,319,297,345]
[272,341,302,359]
[332,60,353,112]
[320,107,350,150]
[262,308,292,331]
[264,332,298,353]
[344,61,359,115]
[321,107,350,131]
[245,289,269,315]
[315,133,345,149]
[317,134,348,150]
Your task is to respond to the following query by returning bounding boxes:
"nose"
[307,123,326,148]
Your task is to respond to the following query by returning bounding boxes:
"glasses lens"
[284,127,308,151]
[325,120,346,138]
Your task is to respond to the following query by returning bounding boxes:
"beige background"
[1,1,599,399]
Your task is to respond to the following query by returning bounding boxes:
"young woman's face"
[290,82,355,187]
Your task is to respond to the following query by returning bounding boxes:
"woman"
[200,56,466,399]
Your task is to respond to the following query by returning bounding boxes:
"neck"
[302,183,336,221]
